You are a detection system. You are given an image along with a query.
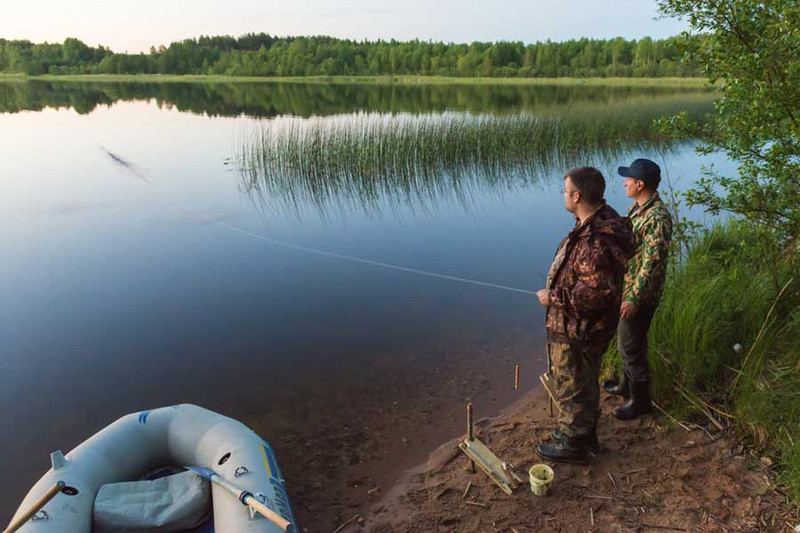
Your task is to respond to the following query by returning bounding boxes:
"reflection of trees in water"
[0,80,713,219]
[0,80,116,115]
[237,97,709,219]
[1,80,713,117]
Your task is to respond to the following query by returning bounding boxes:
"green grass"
[605,220,800,505]
[2,73,714,88]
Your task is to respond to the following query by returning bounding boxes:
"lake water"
[0,80,727,528]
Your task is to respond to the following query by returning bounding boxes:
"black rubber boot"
[602,373,630,399]
[536,435,589,464]
[551,426,600,455]
[612,380,652,420]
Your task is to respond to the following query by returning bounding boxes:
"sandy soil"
[350,389,800,533]
[243,332,544,531]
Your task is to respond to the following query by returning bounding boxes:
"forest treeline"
[0,34,702,78]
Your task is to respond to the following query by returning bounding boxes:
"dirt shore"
[351,388,800,532]
[243,332,543,531]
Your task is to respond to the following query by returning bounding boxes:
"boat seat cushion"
[93,470,212,532]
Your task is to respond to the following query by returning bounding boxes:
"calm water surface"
[0,81,728,526]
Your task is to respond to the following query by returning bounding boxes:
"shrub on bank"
[605,220,800,502]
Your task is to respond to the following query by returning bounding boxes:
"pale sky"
[1,0,688,53]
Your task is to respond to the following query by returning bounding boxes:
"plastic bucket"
[528,464,554,496]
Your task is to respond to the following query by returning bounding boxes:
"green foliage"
[0,38,110,75]
[0,34,704,79]
[605,221,800,501]
[657,0,800,238]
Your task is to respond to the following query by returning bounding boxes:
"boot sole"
[612,408,653,421]
[602,379,629,398]
[535,447,589,465]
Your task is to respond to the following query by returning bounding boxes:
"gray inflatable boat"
[6,404,298,532]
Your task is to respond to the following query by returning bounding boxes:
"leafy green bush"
[605,220,800,501]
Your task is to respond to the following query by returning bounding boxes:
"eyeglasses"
[560,187,579,195]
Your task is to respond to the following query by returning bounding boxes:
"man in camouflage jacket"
[535,167,634,463]
[604,158,673,420]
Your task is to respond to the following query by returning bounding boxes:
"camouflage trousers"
[547,340,609,439]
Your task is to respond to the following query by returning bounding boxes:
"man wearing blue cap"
[603,158,673,420]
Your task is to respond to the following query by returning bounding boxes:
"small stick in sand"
[688,421,716,441]
[607,472,616,489]
[462,481,472,499]
[465,501,488,508]
[546,349,553,418]
[590,506,595,527]
[625,468,645,475]
[584,494,613,501]
[332,513,360,533]
[514,364,520,390]
[466,402,476,473]
[652,401,692,432]
[640,524,688,531]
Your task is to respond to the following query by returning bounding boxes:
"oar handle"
[3,481,64,533]
[209,474,293,532]
[242,493,293,532]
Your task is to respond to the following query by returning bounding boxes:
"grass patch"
[0,73,26,82]
[605,220,800,503]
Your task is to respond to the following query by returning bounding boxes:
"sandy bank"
[352,388,799,532]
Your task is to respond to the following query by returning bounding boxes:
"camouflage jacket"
[623,192,673,308]
[545,202,635,345]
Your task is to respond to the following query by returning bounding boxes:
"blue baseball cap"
[618,158,661,189]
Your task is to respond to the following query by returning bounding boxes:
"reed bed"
[236,102,702,218]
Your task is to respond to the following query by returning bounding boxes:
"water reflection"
[236,94,712,219]
[0,79,713,118]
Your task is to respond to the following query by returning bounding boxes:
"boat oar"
[186,466,294,532]
[3,481,65,533]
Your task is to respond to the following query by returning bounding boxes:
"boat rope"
[101,147,538,297]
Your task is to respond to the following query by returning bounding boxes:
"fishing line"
[102,147,538,297]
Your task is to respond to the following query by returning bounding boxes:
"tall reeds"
[236,99,708,218]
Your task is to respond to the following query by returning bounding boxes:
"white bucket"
[528,464,554,496]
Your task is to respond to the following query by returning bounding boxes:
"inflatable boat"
[6,404,298,532]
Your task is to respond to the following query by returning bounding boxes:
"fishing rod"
[101,147,538,297]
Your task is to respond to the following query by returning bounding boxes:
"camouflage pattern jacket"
[623,192,673,309]
[545,202,635,345]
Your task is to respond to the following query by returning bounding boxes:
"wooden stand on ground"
[459,402,522,495]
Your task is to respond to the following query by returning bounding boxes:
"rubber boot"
[551,425,600,455]
[602,373,630,399]
[536,434,589,464]
[612,380,652,420]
